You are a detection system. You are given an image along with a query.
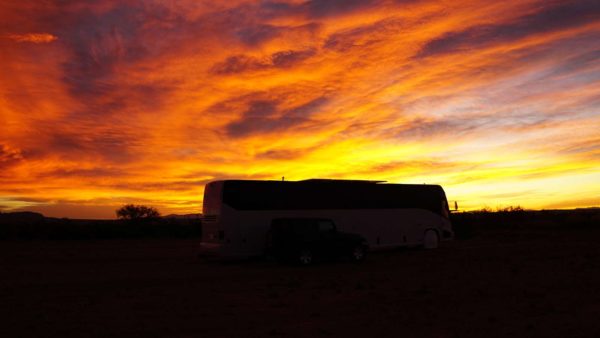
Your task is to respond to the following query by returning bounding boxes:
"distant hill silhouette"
[0,211,201,240]
[1,208,598,240]
[0,211,44,224]
[451,207,600,239]
[163,213,202,219]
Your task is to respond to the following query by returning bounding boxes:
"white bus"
[200,179,453,257]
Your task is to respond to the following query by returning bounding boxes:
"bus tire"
[423,230,439,249]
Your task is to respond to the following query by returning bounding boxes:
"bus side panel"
[333,209,439,248]
[210,207,451,257]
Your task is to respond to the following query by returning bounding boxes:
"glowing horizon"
[1,0,599,219]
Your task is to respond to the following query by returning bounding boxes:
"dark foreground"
[1,227,600,338]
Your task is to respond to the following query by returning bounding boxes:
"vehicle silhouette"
[266,218,368,265]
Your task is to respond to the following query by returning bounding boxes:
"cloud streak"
[5,33,57,43]
[417,0,600,58]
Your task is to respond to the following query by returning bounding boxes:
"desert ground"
[1,226,600,338]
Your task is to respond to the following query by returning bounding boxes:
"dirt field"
[2,227,600,338]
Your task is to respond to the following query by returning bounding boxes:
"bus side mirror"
[454,201,458,211]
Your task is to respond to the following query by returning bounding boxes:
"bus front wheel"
[423,230,439,249]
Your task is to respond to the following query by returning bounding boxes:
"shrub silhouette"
[116,204,160,221]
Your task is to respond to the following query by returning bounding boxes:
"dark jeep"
[266,218,368,265]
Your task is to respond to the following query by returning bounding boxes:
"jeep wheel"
[298,249,313,265]
[351,245,366,262]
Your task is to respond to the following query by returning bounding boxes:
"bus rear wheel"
[423,230,439,249]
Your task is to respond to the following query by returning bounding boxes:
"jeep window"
[293,220,316,235]
[317,220,335,232]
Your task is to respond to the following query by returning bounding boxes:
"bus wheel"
[423,230,439,249]
[351,245,366,262]
[298,249,313,265]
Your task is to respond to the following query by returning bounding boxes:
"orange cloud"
[6,33,57,43]
[0,0,599,218]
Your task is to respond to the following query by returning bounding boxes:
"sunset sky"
[1,0,599,218]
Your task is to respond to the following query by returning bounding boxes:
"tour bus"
[200,179,453,257]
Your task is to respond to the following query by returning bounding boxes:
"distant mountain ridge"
[163,214,202,219]
[0,211,45,222]
[0,211,202,240]
[0,211,202,221]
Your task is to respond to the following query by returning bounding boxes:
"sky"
[0,0,599,219]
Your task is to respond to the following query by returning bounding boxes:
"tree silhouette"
[116,204,160,221]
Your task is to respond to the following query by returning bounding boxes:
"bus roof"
[209,179,442,189]
[300,179,387,183]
